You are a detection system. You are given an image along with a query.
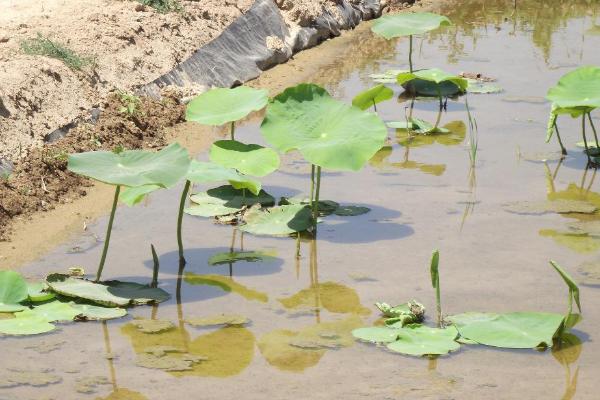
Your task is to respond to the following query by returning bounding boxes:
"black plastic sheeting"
[140,0,382,96]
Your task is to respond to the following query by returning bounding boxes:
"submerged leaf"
[333,206,371,216]
[448,312,564,349]
[209,140,280,177]
[352,84,394,110]
[130,319,175,334]
[208,250,277,266]
[240,204,313,236]
[0,271,28,312]
[261,83,387,171]
[371,12,451,38]
[186,314,249,327]
[186,86,269,126]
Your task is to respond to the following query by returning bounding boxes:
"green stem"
[295,233,301,259]
[372,99,377,113]
[408,35,413,73]
[177,180,191,267]
[436,278,441,328]
[587,112,599,149]
[150,244,159,288]
[554,123,567,156]
[312,166,322,226]
[230,121,235,141]
[582,115,592,165]
[96,185,120,282]
[433,108,442,130]
[310,164,316,203]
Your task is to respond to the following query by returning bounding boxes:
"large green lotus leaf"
[352,327,400,343]
[208,250,277,266]
[104,281,170,305]
[120,184,162,207]
[0,271,28,312]
[17,302,80,322]
[0,316,55,336]
[70,303,128,321]
[449,312,564,349]
[46,274,130,307]
[186,86,269,126]
[546,66,600,109]
[371,12,451,38]
[260,84,388,171]
[186,161,261,195]
[397,69,468,94]
[352,84,394,110]
[27,282,56,303]
[209,141,280,177]
[239,204,313,236]
[68,143,190,188]
[386,325,460,356]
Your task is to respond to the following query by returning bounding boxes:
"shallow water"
[3,1,600,399]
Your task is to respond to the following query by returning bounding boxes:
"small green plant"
[21,33,94,71]
[117,91,142,117]
[138,0,182,13]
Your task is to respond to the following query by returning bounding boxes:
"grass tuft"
[21,34,94,71]
[138,0,183,13]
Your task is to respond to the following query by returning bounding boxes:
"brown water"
[2,1,600,399]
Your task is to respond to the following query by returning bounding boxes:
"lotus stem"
[295,233,301,259]
[150,244,159,288]
[408,35,413,73]
[230,121,235,141]
[372,99,377,112]
[554,123,567,156]
[177,180,191,267]
[581,114,592,165]
[587,112,599,149]
[312,166,322,226]
[96,185,120,282]
[310,164,316,203]
[230,228,237,252]
[433,108,442,130]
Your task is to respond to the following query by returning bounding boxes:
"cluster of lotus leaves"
[185,86,269,126]
[546,66,600,140]
[260,83,388,171]
[371,12,451,39]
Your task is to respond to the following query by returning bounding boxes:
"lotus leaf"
[386,325,460,356]
[104,281,170,305]
[187,160,262,194]
[448,312,564,349]
[186,86,269,126]
[396,121,466,147]
[352,84,394,110]
[120,185,162,206]
[17,302,80,322]
[0,316,55,335]
[352,326,400,343]
[131,319,175,334]
[46,274,129,307]
[260,84,388,171]
[371,12,451,38]
[209,140,280,177]
[70,304,127,320]
[208,250,276,266]
[397,69,468,96]
[68,143,190,188]
[466,80,503,94]
[0,271,28,312]
[186,185,274,217]
[550,261,581,314]
[240,204,313,236]
[27,282,55,302]
[333,206,371,216]
[186,314,249,327]
[546,66,600,110]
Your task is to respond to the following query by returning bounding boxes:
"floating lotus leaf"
[466,79,503,94]
[397,69,468,96]
[279,196,339,216]
[386,325,460,356]
[68,143,190,188]
[208,250,277,266]
[0,368,62,387]
[136,353,200,372]
[352,84,394,110]
[186,86,269,126]
[0,271,28,312]
[192,185,274,210]
[17,302,80,322]
[546,66,600,110]
[130,319,175,334]
[184,273,268,302]
[104,281,170,305]
[333,206,371,216]
[27,282,55,303]
[46,275,129,307]
[120,184,161,207]
[209,141,280,177]
[448,312,564,349]
[186,161,261,195]
[186,314,249,327]
[70,304,127,321]
[371,12,451,38]
[0,316,55,335]
[352,326,401,343]
[261,83,388,171]
[239,204,313,236]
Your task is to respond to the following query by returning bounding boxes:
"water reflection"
[370,145,447,176]
[552,333,583,400]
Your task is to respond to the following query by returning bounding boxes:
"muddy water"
[2,1,600,399]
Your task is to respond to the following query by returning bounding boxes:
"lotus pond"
[2,0,600,399]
